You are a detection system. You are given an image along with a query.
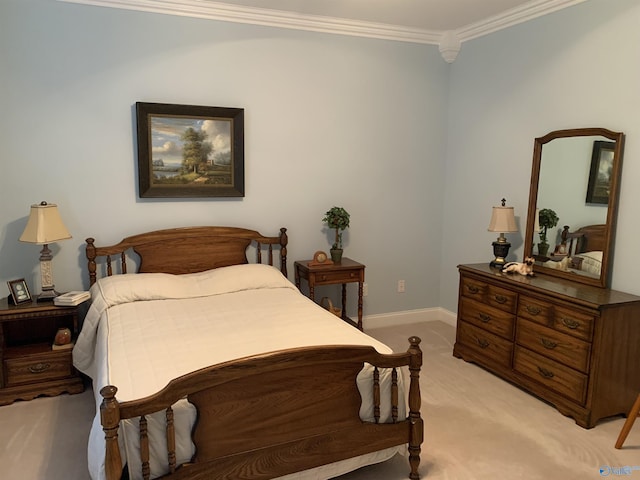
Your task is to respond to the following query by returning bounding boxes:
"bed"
[73,226,423,480]
[545,224,606,276]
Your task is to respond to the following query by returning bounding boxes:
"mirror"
[524,128,625,288]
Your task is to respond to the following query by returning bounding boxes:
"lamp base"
[37,287,59,302]
[490,240,511,269]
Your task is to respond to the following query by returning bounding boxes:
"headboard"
[86,226,288,286]
[564,224,606,256]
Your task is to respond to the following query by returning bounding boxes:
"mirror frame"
[524,128,625,288]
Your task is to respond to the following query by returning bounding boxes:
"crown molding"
[58,0,588,62]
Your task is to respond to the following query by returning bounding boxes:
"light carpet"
[0,320,638,479]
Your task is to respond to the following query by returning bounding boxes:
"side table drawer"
[5,351,73,387]
[457,321,513,367]
[313,269,362,284]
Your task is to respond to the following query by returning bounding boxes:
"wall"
[440,0,640,311]
[0,0,449,317]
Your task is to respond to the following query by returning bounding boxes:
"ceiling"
[60,0,589,61]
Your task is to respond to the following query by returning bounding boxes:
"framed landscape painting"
[136,102,244,198]
[585,140,615,205]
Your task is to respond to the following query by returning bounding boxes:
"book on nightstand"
[53,291,90,306]
[52,341,75,351]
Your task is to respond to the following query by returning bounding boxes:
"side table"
[294,257,365,330]
[0,298,85,405]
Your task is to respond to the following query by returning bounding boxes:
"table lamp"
[19,201,72,301]
[487,198,518,268]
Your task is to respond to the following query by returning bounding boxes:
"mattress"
[73,264,407,480]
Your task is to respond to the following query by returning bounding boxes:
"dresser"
[453,263,640,428]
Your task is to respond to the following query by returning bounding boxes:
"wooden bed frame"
[85,226,423,480]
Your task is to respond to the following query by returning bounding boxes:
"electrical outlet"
[363,283,368,297]
[397,280,405,293]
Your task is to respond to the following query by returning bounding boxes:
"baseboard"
[364,307,456,330]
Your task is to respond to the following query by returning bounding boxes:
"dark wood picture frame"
[7,278,32,305]
[136,102,244,198]
[586,140,615,205]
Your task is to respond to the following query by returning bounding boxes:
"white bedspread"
[74,264,406,480]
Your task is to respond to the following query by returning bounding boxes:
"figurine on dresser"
[501,257,535,276]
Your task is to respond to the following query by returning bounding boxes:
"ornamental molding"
[58,0,588,62]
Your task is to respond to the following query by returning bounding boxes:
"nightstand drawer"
[312,269,362,285]
[5,351,73,386]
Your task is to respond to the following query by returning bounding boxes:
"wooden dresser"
[453,263,640,428]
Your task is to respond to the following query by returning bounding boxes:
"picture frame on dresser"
[136,102,245,198]
[7,278,31,305]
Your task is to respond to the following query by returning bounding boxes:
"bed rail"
[100,337,423,480]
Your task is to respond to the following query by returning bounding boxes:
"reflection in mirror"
[524,128,625,288]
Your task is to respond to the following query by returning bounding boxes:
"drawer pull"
[561,318,580,329]
[525,305,541,315]
[478,313,491,323]
[467,285,479,294]
[540,338,558,349]
[29,363,51,374]
[475,338,490,349]
[494,295,507,304]
[537,366,555,379]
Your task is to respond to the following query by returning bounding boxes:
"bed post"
[100,386,123,480]
[407,336,423,480]
[86,238,97,287]
[279,227,288,277]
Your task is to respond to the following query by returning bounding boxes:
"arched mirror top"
[524,128,625,288]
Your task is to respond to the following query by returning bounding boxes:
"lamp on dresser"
[19,201,72,301]
[487,198,518,268]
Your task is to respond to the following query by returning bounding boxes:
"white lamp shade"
[19,202,72,244]
[533,208,541,232]
[487,206,518,233]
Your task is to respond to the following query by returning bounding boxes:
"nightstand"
[0,298,84,405]
[294,257,365,330]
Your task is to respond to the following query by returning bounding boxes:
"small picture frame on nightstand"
[7,278,32,305]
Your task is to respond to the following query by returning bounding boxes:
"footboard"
[100,337,423,480]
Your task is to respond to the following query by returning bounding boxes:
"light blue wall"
[440,0,640,311]
[3,0,639,319]
[0,0,448,317]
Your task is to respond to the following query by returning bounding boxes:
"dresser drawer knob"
[476,338,490,349]
[526,305,542,315]
[561,318,580,329]
[478,313,491,323]
[467,285,479,294]
[494,295,507,304]
[537,366,555,379]
[540,338,558,349]
[29,363,51,374]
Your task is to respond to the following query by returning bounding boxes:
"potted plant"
[538,208,559,256]
[323,206,350,263]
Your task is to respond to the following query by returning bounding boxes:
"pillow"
[573,251,602,275]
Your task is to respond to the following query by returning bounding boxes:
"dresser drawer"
[513,346,587,404]
[460,277,488,301]
[518,296,552,325]
[460,297,514,340]
[553,306,595,341]
[4,351,73,387]
[457,321,513,367]
[516,319,591,373]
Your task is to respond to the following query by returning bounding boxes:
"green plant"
[322,206,350,250]
[538,208,559,245]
